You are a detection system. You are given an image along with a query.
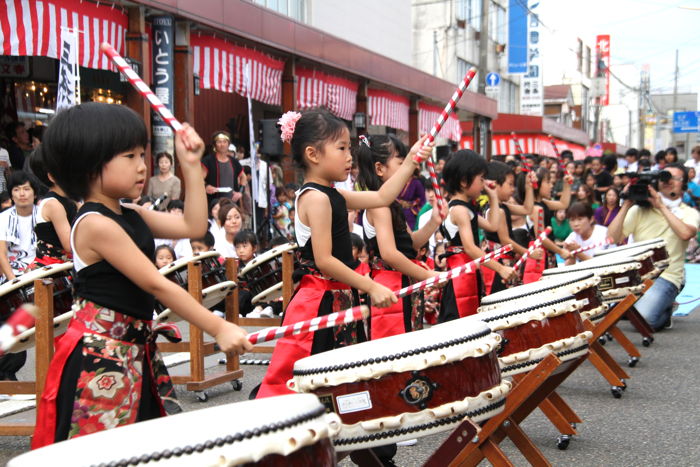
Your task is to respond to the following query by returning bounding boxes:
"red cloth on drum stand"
[438,252,481,322]
[257,275,363,398]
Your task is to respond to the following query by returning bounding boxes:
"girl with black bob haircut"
[355,134,445,340]
[439,150,516,321]
[258,109,432,400]
[33,102,252,448]
[28,148,78,265]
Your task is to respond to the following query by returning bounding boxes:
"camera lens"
[658,170,672,183]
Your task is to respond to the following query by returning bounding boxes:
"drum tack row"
[5,239,668,466]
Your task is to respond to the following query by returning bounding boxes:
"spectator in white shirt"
[684,145,700,185]
[563,202,610,264]
[0,171,38,282]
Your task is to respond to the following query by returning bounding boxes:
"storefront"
[461,113,589,160]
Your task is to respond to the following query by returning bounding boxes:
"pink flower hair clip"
[358,135,370,148]
[278,111,302,143]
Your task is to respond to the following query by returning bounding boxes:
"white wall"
[309,0,413,65]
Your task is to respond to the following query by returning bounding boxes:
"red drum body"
[476,296,591,376]
[290,320,509,451]
[156,251,236,322]
[0,262,74,353]
[542,257,643,308]
[239,243,298,304]
[481,270,607,323]
[595,242,667,280]
[9,394,340,467]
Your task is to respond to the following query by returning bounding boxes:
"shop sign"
[56,30,80,112]
[151,15,175,156]
[0,57,30,78]
[519,0,543,116]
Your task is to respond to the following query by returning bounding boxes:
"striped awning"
[367,89,409,131]
[461,133,586,160]
[0,0,128,71]
[296,67,357,121]
[419,102,461,141]
[192,33,284,106]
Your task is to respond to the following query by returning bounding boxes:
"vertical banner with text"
[151,16,175,157]
[56,29,80,112]
[596,35,611,106]
[519,0,543,116]
[507,0,528,74]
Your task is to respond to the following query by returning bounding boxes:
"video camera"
[621,169,672,203]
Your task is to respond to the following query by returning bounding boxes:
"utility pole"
[433,30,438,77]
[672,49,679,116]
[477,0,489,94]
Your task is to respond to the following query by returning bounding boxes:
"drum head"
[8,394,341,467]
[481,270,598,308]
[158,251,221,276]
[4,309,75,354]
[157,281,236,323]
[239,243,297,278]
[594,238,666,257]
[252,282,283,304]
[0,262,73,296]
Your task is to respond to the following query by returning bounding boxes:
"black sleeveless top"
[484,203,513,243]
[298,183,353,270]
[444,199,479,247]
[73,202,156,319]
[365,202,417,262]
[535,201,555,240]
[35,191,78,248]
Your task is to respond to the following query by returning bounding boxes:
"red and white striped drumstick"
[0,305,38,356]
[396,245,512,297]
[421,67,478,211]
[568,238,614,256]
[100,42,183,132]
[514,226,552,270]
[246,306,369,345]
[511,132,525,155]
[547,135,573,184]
[510,132,538,189]
[245,245,511,345]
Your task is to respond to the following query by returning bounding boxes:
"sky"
[538,0,700,98]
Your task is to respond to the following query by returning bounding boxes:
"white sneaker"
[397,438,417,446]
[260,306,275,318]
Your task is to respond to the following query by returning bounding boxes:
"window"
[254,0,307,22]
[457,0,481,31]
[489,2,506,43]
[498,79,517,114]
[577,38,583,72]
[457,58,476,82]
[584,46,592,78]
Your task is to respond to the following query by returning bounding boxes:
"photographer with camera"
[608,163,700,331]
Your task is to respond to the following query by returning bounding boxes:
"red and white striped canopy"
[192,34,284,106]
[367,89,409,131]
[0,0,127,71]
[461,133,586,160]
[419,102,461,141]
[296,67,358,121]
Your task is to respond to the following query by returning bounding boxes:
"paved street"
[1,309,699,466]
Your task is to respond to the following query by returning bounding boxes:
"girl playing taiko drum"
[32,102,252,448]
[257,109,432,398]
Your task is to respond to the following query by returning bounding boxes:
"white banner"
[56,29,80,112]
[519,1,543,116]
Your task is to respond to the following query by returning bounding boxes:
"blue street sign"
[673,111,700,133]
[486,72,501,87]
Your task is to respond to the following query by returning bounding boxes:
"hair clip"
[359,135,370,148]
[278,111,302,143]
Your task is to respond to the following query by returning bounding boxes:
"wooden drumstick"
[513,227,552,271]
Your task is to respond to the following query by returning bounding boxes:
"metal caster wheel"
[598,336,607,345]
[611,386,623,399]
[231,380,243,391]
[620,379,627,390]
[570,423,577,430]
[628,356,639,368]
[195,391,209,402]
[556,435,571,450]
[642,336,653,347]
[605,332,613,342]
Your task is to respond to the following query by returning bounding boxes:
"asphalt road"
[1,311,699,466]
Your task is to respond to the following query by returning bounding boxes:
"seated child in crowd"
[190,231,216,255]
[563,202,610,264]
[154,245,176,269]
